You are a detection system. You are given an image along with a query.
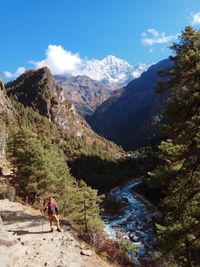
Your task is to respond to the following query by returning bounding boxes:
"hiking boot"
[50,228,54,232]
[57,228,61,232]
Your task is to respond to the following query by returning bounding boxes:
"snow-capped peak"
[77,55,151,88]
[101,55,130,67]
[6,45,151,87]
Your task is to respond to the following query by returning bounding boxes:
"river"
[103,178,161,264]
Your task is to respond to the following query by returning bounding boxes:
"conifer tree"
[7,127,74,206]
[148,27,200,266]
[7,127,104,232]
[69,180,104,233]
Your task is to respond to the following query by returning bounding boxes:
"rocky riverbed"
[103,178,161,264]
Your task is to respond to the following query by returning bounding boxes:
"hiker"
[43,197,61,232]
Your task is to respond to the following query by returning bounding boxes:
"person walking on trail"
[43,197,61,232]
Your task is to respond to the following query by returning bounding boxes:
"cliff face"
[0,76,15,124]
[5,67,94,139]
[5,68,123,157]
[0,77,15,158]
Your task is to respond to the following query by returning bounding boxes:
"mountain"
[56,55,151,88]
[5,67,123,158]
[2,67,143,193]
[86,59,171,150]
[54,56,151,116]
[80,55,148,87]
[55,75,113,116]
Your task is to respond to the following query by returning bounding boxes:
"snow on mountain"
[53,56,152,116]
[5,43,151,88]
[79,55,151,88]
[51,54,151,89]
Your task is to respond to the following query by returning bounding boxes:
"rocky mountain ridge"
[4,67,123,159]
[54,56,151,116]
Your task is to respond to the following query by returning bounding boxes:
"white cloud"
[4,71,13,78]
[31,45,82,76]
[191,12,200,25]
[3,45,151,84]
[141,28,177,46]
[4,67,26,78]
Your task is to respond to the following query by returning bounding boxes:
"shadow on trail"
[2,209,71,234]
[1,210,48,225]
[10,229,51,235]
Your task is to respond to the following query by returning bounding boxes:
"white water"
[104,178,160,261]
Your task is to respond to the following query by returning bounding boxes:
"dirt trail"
[0,199,113,267]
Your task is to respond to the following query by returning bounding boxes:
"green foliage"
[120,239,138,254]
[69,155,142,192]
[69,180,104,232]
[6,126,105,231]
[7,128,73,204]
[148,27,200,266]
[5,81,133,235]
[119,239,138,265]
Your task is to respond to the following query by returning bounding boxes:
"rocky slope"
[0,199,113,267]
[55,75,113,116]
[5,67,123,158]
[0,76,16,124]
[87,59,171,150]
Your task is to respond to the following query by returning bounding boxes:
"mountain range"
[3,56,170,152]
[86,59,171,150]
[74,55,151,87]
[52,55,151,116]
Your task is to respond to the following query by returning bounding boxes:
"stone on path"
[81,249,93,256]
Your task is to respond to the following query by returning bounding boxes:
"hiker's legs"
[49,216,54,230]
[53,214,61,230]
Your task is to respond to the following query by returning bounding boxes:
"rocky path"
[0,199,112,267]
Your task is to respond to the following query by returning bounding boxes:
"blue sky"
[1,0,200,80]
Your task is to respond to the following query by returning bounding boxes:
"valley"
[1,23,200,267]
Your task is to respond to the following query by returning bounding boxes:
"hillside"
[87,59,171,150]
[55,74,113,116]
[5,67,123,159]
[1,70,143,196]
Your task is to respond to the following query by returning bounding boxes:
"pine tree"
[7,127,104,232]
[69,180,104,233]
[148,27,200,266]
[7,127,74,206]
